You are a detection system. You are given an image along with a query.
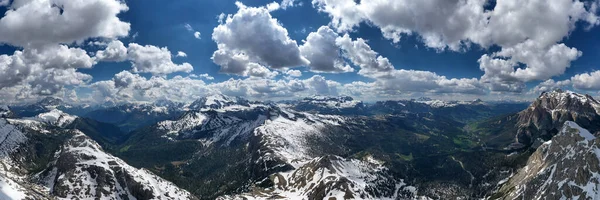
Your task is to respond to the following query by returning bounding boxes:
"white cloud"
[572,70,600,90]
[95,40,128,62]
[300,26,354,73]
[529,79,571,94]
[313,0,600,93]
[479,41,582,91]
[0,0,130,48]
[335,34,485,94]
[184,23,201,39]
[335,34,394,77]
[211,2,309,75]
[126,43,194,75]
[176,51,188,57]
[313,0,599,50]
[190,73,215,80]
[0,45,94,94]
[0,0,9,6]
[304,75,340,95]
[285,69,302,77]
[281,0,302,9]
[94,42,191,75]
[266,2,281,11]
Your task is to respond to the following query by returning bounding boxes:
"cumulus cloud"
[335,34,394,77]
[529,79,571,94]
[572,70,600,90]
[336,34,485,94]
[0,45,94,94]
[190,73,215,80]
[95,40,128,62]
[94,42,192,75]
[300,26,353,73]
[479,41,582,91]
[313,0,600,92]
[211,2,308,76]
[0,0,130,48]
[126,43,194,75]
[285,69,302,77]
[194,32,201,39]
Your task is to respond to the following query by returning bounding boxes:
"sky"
[0,0,600,105]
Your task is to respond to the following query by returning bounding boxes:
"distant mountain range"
[1,90,599,199]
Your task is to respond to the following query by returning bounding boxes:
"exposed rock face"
[292,96,366,115]
[219,155,419,200]
[188,94,250,111]
[0,110,197,200]
[36,132,196,200]
[493,121,600,199]
[0,105,11,118]
[515,89,600,146]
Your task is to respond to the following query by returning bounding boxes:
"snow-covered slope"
[254,109,346,168]
[35,131,196,200]
[188,94,252,111]
[31,109,77,127]
[219,155,419,200]
[0,111,197,199]
[494,121,600,199]
[292,96,365,115]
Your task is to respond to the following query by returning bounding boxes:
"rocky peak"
[471,98,485,105]
[534,89,600,115]
[494,121,600,199]
[293,95,364,115]
[514,90,600,146]
[32,109,77,127]
[188,94,250,110]
[0,105,11,118]
[36,97,64,108]
[220,155,419,199]
[35,131,197,199]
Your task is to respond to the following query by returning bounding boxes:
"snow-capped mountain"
[30,109,77,127]
[35,131,195,200]
[0,108,196,199]
[493,121,600,199]
[292,96,366,115]
[187,94,252,111]
[220,155,419,199]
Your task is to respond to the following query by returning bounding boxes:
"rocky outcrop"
[514,89,600,146]
[492,121,600,199]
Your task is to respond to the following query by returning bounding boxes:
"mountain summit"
[188,94,251,111]
[515,89,600,145]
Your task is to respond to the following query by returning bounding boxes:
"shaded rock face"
[515,90,600,146]
[493,121,600,199]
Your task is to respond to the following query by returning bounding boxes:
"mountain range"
[1,90,599,199]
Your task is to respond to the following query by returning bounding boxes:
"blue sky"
[0,0,599,104]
